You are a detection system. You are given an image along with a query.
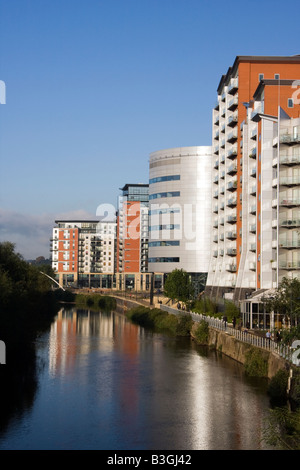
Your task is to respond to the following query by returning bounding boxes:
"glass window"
[149,175,180,184]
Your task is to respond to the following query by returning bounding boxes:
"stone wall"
[191,323,289,379]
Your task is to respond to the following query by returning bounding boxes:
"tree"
[0,241,56,307]
[163,269,194,307]
[264,277,300,327]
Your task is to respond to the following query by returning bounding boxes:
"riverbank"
[109,295,300,403]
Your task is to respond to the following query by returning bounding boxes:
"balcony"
[279,240,300,249]
[249,148,257,159]
[227,214,237,224]
[227,113,238,127]
[228,78,238,94]
[226,264,237,272]
[280,218,300,228]
[250,128,257,140]
[227,129,238,143]
[227,145,238,159]
[249,262,256,271]
[228,97,238,111]
[227,196,237,207]
[227,163,237,175]
[250,168,257,178]
[279,260,300,270]
[280,154,300,165]
[250,224,256,233]
[280,176,300,186]
[280,133,300,145]
[250,243,256,252]
[227,180,237,191]
[250,185,256,195]
[280,198,300,206]
[214,145,219,155]
[227,248,237,256]
[226,231,237,239]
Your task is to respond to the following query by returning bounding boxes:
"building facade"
[51,219,116,288]
[116,183,149,289]
[148,146,212,293]
[205,55,300,302]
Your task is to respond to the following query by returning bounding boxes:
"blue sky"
[0,0,299,258]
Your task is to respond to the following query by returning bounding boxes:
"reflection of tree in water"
[0,342,38,434]
[0,302,60,436]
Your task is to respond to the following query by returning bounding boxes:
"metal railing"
[160,304,293,361]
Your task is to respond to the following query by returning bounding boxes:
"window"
[288,98,294,108]
[149,240,180,247]
[274,74,280,80]
[149,175,180,184]
[149,191,180,200]
[148,257,180,263]
[259,73,264,81]
[149,224,180,231]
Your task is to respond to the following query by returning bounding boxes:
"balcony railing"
[226,264,237,272]
[279,260,300,269]
[280,133,300,145]
[280,176,300,186]
[280,198,300,206]
[226,231,237,239]
[280,154,300,165]
[227,180,237,191]
[280,218,300,228]
[279,240,300,249]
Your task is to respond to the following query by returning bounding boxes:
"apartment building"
[205,55,300,301]
[51,219,116,288]
[148,146,212,294]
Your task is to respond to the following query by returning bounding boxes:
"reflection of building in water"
[48,308,140,379]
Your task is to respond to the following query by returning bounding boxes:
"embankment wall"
[114,297,290,379]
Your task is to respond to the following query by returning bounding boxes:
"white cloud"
[0,208,95,259]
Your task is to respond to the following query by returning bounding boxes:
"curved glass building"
[148,146,212,293]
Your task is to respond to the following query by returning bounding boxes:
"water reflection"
[0,307,273,450]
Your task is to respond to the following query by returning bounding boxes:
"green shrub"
[194,320,209,344]
[267,369,289,401]
[176,314,193,336]
[244,348,269,377]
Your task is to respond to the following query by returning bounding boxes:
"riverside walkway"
[160,304,293,362]
[78,289,295,364]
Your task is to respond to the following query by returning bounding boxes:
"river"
[0,306,274,450]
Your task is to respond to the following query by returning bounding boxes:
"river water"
[0,307,274,450]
